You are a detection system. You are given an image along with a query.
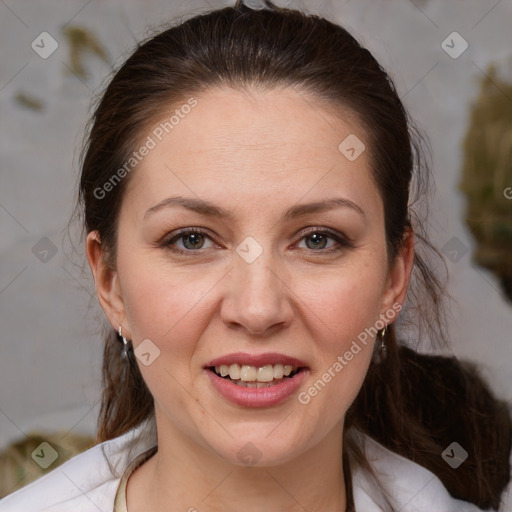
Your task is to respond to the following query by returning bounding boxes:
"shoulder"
[352,431,501,512]
[0,445,119,512]
[0,418,157,512]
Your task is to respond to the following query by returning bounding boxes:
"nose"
[220,246,294,336]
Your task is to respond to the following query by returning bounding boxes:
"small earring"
[118,325,130,358]
[372,325,388,364]
[380,325,388,360]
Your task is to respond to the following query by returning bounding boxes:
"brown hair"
[75,1,511,510]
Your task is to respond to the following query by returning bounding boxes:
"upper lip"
[206,352,308,368]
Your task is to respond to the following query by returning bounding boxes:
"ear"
[380,227,415,316]
[86,231,129,337]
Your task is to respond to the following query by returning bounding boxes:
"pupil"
[308,233,326,249]
[185,233,203,249]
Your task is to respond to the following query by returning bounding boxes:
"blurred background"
[1,0,511,495]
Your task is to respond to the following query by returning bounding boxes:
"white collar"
[350,430,491,511]
[0,416,502,511]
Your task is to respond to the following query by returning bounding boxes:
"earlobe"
[86,231,127,335]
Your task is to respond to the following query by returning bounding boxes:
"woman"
[1,1,510,511]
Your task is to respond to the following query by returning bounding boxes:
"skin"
[87,86,414,512]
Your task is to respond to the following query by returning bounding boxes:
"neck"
[127,409,348,512]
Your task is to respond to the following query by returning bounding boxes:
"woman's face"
[88,86,411,466]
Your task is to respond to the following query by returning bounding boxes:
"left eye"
[297,230,341,251]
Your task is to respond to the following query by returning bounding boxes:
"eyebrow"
[144,195,365,221]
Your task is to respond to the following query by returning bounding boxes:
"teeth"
[240,365,257,381]
[257,365,274,382]
[215,363,299,382]
[273,364,284,379]
[235,381,276,388]
[229,364,240,380]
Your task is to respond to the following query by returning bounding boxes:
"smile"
[204,353,309,407]
[210,363,302,388]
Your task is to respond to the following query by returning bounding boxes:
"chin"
[205,431,308,468]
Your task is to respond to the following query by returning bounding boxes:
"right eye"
[162,228,217,253]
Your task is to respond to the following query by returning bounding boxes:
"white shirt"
[0,415,509,511]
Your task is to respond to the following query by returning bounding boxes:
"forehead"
[124,86,378,215]
[151,86,362,161]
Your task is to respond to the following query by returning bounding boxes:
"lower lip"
[205,369,308,408]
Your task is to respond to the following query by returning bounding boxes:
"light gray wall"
[1,0,511,451]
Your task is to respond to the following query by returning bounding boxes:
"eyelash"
[160,227,354,255]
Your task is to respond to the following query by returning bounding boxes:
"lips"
[204,352,309,407]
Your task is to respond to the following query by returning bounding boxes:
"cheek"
[120,261,212,341]
[292,261,385,415]
[296,260,386,350]
[117,257,220,419]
